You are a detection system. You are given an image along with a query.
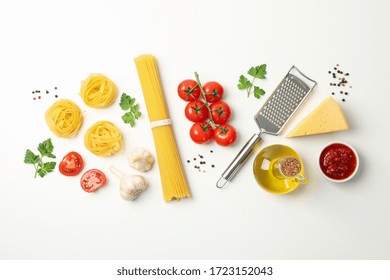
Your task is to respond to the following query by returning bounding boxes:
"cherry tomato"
[185,100,209,122]
[80,169,107,193]
[178,79,201,101]
[210,101,231,124]
[214,124,237,146]
[190,122,214,144]
[59,151,84,176]
[203,81,224,103]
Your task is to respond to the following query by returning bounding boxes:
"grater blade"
[254,66,316,135]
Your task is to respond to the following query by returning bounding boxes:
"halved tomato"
[59,151,84,176]
[80,169,107,193]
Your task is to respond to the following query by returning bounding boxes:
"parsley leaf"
[253,86,266,99]
[24,138,56,178]
[122,112,135,127]
[24,149,40,164]
[38,138,56,158]
[37,162,56,178]
[119,93,133,110]
[248,64,267,79]
[237,64,267,99]
[119,93,142,127]
[237,75,252,90]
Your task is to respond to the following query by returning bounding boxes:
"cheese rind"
[287,97,348,137]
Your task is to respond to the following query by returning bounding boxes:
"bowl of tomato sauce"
[318,142,359,183]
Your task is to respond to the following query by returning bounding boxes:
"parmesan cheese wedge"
[286,97,348,137]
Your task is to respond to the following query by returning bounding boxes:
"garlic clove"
[127,147,155,172]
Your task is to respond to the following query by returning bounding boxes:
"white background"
[0,0,389,260]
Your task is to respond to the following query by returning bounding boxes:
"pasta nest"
[80,73,117,108]
[84,121,122,156]
[45,99,83,138]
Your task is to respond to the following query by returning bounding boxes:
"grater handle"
[216,132,263,188]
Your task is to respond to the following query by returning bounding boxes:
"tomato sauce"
[319,143,357,180]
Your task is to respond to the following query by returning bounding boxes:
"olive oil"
[253,144,305,194]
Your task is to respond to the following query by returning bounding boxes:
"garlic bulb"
[127,147,155,172]
[109,165,147,200]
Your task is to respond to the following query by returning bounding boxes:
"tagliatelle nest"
[80,73,117,108]
[45,99,83,138]
[84,121,122,156]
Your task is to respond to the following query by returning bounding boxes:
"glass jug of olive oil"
[253,144,306,194]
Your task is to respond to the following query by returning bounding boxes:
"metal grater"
[216,66,317,188]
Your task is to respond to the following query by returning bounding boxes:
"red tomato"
[210,101,231,124]
[203,81,224,103]
[178,79,201,101]
[214,124,237,146]
[80,169,107,193]
[185,100,209,122]
[59,151,84,176]
[190,122,214,144]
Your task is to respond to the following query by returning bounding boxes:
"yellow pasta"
[134,54,191,201]
[84,120,122,156]
[45,99,83,138]
[80,73,117,108]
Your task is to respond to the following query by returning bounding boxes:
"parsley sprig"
[237,64,267,99]
[119,93,142,127]
[24,138,56,178]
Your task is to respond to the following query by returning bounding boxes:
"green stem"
[247,77,255,97]
[33,163,39,179]
[194,72,219,128]
[33,156,44,179]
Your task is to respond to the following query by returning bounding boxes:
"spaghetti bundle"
[80,73,117,108]
[134,54,190,201]
[84,120,122,156]
[45,99,83,138]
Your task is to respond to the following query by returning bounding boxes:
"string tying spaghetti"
[150,119,172,129]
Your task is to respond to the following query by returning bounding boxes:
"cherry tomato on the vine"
[203,81,224,103]
[190,122,214,144]
[178,79,201,101]
[210,101,231,124]
[214,124,237,146]
[185,100,209,122]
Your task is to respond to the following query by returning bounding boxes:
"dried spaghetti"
[80,74,117,108]
[84,120,122,156]
[134,54,190,201]
[45,99,83,138]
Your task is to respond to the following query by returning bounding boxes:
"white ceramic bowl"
[318,142,359,183]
